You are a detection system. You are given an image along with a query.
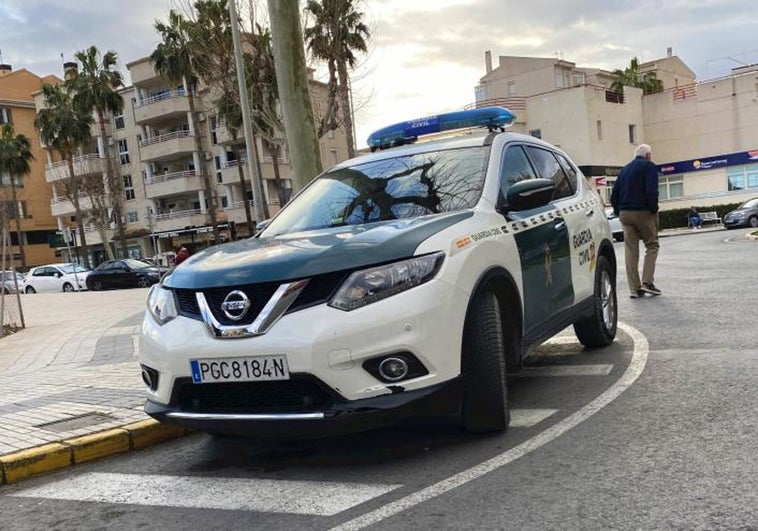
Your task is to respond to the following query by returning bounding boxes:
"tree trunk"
[268,141,286,206]
[267,0,323,191]
[251,134,270,219]
[337,61,356,159]
[186,77,220,244]
[9,173,26,270]
[66,156,91,269]
[97,109,127,257]
[234,143,254,233]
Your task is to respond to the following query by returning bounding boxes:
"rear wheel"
[25,286,36,294]
[574,255,617,347]
[461,290,510,433]
[137,277,151,288]
[62,283,74,293]
[91,280,103,291]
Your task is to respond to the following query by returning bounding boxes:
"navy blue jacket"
[611,156,659,214]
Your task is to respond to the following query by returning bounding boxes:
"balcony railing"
[139,130,192,147]
[45,153,101,171]
[154,208,202,221]
[464,97,527,111]
[145,170,199,184]
[135,89,193,107]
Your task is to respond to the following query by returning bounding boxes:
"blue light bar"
[367,106,515,150]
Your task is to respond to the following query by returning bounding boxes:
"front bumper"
[145,376,463,438]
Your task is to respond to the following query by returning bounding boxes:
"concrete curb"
[0,420,189,485]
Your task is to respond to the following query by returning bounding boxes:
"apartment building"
[473,49,758,211]
[0,64,62,270]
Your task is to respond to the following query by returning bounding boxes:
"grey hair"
[634,144,652,158]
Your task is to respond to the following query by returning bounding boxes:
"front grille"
[173,376,336,413]
[173,270,351,323]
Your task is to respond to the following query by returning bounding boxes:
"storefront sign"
[659,149,758,175]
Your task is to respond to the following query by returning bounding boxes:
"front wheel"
[62,283,75,293]
[573,255,617,347]
[25,286,36,294]
[749,216,758,228]
[91,280,103,291]
[137,277,151,288]
[461,290,510,433]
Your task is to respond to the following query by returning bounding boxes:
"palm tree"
[0,124,34,270]
[65,46,127,259]
[34,84,94,268]
[153,9,220,244]
[611,57,664,96]
[305,0,370,158]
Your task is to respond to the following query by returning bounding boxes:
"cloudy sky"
[3,0,758,149]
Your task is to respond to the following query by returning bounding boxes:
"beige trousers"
[619,210,659,292]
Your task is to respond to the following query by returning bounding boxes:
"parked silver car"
[723,198,758,229]
[606,210,624,242]
[1,271,25,294]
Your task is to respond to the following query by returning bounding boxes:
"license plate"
[190,355,290,384]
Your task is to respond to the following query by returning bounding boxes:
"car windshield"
[739,198,758,209]
[59,264,89,274]
[261,146,489,237]
[123,259,152,270]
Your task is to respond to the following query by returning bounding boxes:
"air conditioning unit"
[197,113,206,122]
[204,151,213,161]
[107,138,115,146]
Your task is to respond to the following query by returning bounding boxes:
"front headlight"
[329,252,445,311]
[147,284,178,325]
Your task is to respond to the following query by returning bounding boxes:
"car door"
[112,261,133,288]
[499,144,573,339]
[524,146,595,304]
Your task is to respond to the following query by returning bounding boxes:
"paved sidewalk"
[0,289,185,484]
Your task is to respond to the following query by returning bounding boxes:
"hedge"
[658,202,743,230]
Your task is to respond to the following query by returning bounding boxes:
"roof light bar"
[367,106,515,151]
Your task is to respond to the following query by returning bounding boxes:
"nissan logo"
[220,290,251,321]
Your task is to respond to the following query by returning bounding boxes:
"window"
[0,174,23,188]
[728,164,758,190]
[114,114,125,130]
[529,129,542,139]
[210,116,218,144]
[0,107,11,124]
[118,139,130,165]
[221,196,229,208]
[597,120,603,140]
[499,146,536,203]
[123,175,135,201]
[126,211,138,223]
[507,81,516,96]
[555,153,579,195]
[525,146,574,200]
[330,148,338,165]
[571,73,585,86]
[659,175,684,200]
[0,200,25,219]
[628,124,637,144]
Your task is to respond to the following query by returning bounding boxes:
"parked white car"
[23,263,90,293]
[1,270,25,294]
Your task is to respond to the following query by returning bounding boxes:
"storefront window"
[659,175,683,200]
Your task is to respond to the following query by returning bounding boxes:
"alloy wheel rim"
[600,270,615,330]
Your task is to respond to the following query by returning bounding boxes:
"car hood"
[727,208,754,216]
[164,212,471,289]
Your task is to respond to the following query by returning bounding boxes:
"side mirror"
[255,219,271,232]
[504,178,555,212]
[56,272,63,278]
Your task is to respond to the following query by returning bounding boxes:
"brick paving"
[0,290,150,456]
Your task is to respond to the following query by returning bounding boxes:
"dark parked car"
[86,259,168,291]
[723,198,758,229]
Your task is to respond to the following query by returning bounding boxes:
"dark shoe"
[630,290,644,299]
[641,283,661,296]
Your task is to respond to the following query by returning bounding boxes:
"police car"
[139,107,617,438]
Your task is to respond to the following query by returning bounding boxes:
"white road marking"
[330,322,648,531]
[10,473,401,516]
[516,364,614,377]
[542,335,578,345]
[508,409,558,428]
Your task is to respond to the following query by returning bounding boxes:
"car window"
[261,146,490,236]
[32,268,44,277]
[555,153,579,194]
[499,145,536,203]
[59,264,88,274]
[525,146,574,200]
[123,259,150,270]
[739,198,758,209]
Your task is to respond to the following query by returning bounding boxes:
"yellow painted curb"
[0,443,72,484]
[68,429,131,465]
[125,419,187,451]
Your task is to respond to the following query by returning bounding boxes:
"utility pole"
[229,0,266,224]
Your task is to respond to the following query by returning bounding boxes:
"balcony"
[145,170,205,199]
[128,58,160,86]
[50,194,94,217]
[139,131,196,162]
[45,154,104,183]
[153,209,208,233]
[223,200,255,225]
[134,91,191,124]
[219,158,248,185]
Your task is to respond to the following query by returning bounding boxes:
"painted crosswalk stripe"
[10,473,402,516]
[516,364,613,377]
[509,408,558,428]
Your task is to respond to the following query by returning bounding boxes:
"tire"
[25,286,36,294]
[573,255,617,348]
[461,290,510,433]
[137,277,151,288]
[62,283,74,293]
[91,280,103,291]
[749,216,758,228]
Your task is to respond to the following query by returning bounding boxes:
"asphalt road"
[1,230,756,531]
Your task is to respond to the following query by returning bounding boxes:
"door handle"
[585,209,595,217]
[553,220,566,231]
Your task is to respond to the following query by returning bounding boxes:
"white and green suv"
[139,107,617,438]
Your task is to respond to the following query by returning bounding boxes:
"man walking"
[611,144,661,298]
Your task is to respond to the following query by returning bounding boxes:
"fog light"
[378,357,409,382]
[140,365,160,391]
[141,369,153,388]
